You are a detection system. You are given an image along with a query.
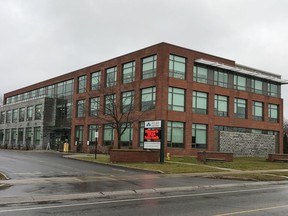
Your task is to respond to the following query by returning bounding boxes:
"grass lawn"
[72,154,288,181]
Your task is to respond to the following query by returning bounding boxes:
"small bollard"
[166,152,171,161]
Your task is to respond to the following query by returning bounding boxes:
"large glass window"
[120,123,133,147]
[26,106,33,121]
[57,82,64,97]
[19,108,25,122]
[91,71,101,90]
[142,55,157,79]
[122,91,134,113]
[0,111,5,124]
[104,124,114,146]
[105,94,116,115]
[64,80,74,96]
[192,124,207,149]
[6,110,12,123]
[78,75,87,93]
[268,83,279,97]
[141,87,156,111]
[268,104,279,122]
[88,125,98,145]
[0,129,4,145]
[47,85,55,97]
[167,122,184,148]
[11,128,17,145]
[5,129,10,145]
[214,95,228,117]
[251,79,263,94]
[253,101,263,121]
[18,128,24,146]
[35,104,42,120]
[193,91,208,114]
[234,75,246,91]
[139,122,145,147]
[193,65,208,84]
[169,54,186,79]
[12,109,18,123]
[25,127,32,146]
[122,61,135,84]
[89,97,100,116]
[234,98,247,118]
[168,87,185,111]
[214,70,228,87]
[106,67,117,87]
[34,127,41,146]
[77,100,85,118]
[75,125,84,148]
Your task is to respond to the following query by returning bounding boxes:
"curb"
[0,180,287,205]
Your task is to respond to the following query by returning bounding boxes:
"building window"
[64,80,74,96]
[214,95,228,117]
[0,130,4,145]
[6,110,12,123]
[193,91,208,114]
[167,122,184,148]
[268,104,279,122]
[77,100,85,118]
[12,109,18,123]
[253,101,263,121]
[26,106,33,121]
[47,85,55,97]
[104,124,114,146]
[120,123,133,147]
[105,94,115,115]
[18,128,24,145]
[139,122,145,147]
[11,128,17,145]
[169,54,186,79]
[122,61,135,84]
[35,104,42,120]
[88,125,98,146]
[268,83,279,97]
[234,74,246,91]
[78,75,87,93]
[75,125,84,148]
[5,129,10,145]
[34,127,41,146]
[25,127,32,146]
[19,108,25,122]
[91,71,101,90]
[214,70,228,88]
[141,87,156,111]
[234,98,247,118]
[192,124,207,149]
[89,97,100,116]
[57,82,64,97]
[0,111,5,124]
[168,87,185,111]
[193,65,208,84]
[122,91,134,113]
[251,79,263,94]
[106,67,117,87]
[142,55,157,79]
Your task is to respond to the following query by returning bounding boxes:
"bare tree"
[84,74,154,149]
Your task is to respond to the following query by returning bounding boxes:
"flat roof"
[195,59,288,84]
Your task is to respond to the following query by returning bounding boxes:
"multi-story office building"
[0,43,286,156]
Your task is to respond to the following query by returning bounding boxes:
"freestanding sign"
[144,120,165,163]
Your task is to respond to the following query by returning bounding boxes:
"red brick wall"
[110,149,159,163]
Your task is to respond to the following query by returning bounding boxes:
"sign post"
[95,130,98,159]
[144,120,165,163]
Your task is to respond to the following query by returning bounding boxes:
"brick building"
[0,42,287,156]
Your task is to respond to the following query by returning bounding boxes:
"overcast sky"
[1,0,288,118]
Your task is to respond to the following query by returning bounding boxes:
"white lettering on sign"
[145,120,161,128]
[144,142,161,150]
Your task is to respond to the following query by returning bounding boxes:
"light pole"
[94,128,99,159]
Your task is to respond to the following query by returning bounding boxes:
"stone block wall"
[220,131,275,157]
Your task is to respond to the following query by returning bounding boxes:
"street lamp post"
[95,129,99,159]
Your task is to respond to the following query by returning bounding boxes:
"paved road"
[1,150,288,216]
[1,183,288,215]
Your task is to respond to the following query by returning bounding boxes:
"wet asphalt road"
[1,150,288,215]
